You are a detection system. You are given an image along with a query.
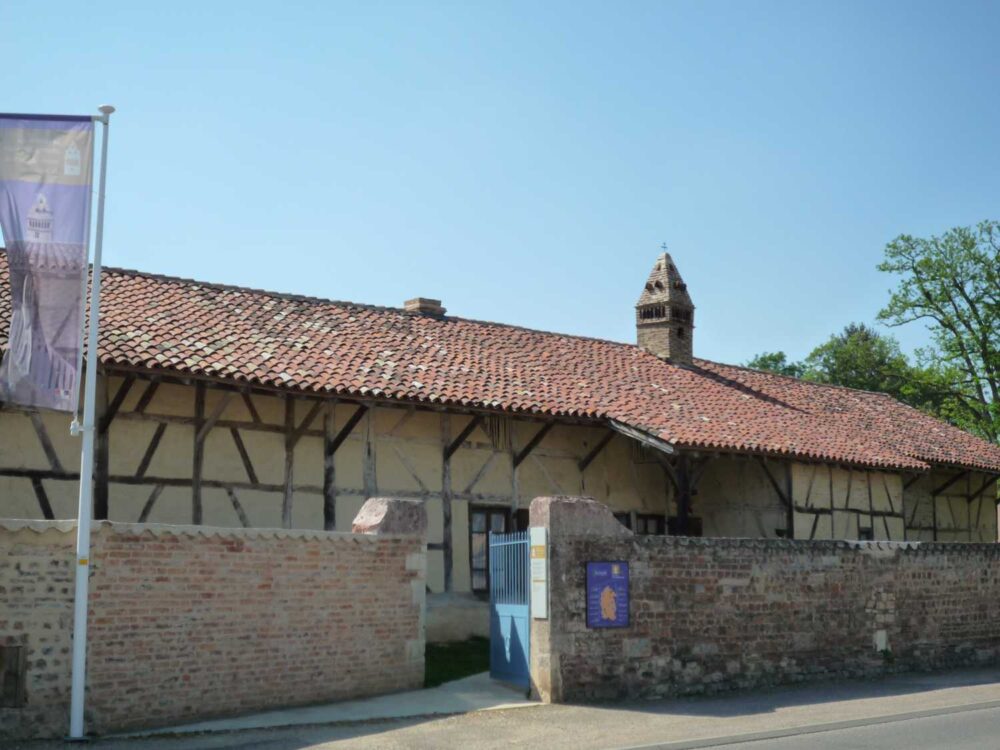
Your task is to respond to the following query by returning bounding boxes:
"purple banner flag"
[0,114,94,411]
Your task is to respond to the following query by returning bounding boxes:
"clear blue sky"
[4,1,998,365]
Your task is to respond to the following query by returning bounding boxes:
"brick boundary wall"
[1,514,426,739]
[530,496,1000,703]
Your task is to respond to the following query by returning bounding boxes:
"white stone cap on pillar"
[352,497,428,536]
[529,496,632,539]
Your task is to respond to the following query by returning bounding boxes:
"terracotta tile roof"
[2,252,999,474]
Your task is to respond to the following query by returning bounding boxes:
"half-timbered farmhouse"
[2,250,999,638]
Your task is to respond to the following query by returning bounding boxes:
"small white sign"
[530,526,548,619]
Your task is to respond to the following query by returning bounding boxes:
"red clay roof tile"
[2,251,999,474]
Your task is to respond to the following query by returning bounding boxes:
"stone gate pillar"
[528,495,630,702]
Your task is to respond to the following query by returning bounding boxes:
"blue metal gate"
[489,530,530,688]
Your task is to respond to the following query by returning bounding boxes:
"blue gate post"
[489,530,531,688]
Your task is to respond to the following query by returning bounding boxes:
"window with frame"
[470,507,508,594]
[635,513,666,535]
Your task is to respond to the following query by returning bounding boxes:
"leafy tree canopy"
[801,323,909,393]
[743,351,805,378]
[745,324,956,423]
[744,220,1000,442]
[877,221,1000,441]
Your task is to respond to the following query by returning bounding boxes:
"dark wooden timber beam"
[99,374,136,433]
[322,402,337,531]
[132,379,160,414]
[135,423,167,479]
[513,422,554,468]
[289,399,324,449]
[241,391,262,424]
[792,505,904,519]
[691,456,712,490]
[444,415,483,461]
[441,414,454,591]
[674,453,692,536]
[230,428,258,485]
[29,413,64,473]
[607,420,675,456]
[31,477,54,520]
[226,487,251,528]
[137,484,164,523]
[785,462,794,539]
[658,456,679,493]
[94,374,137,519]
[324,404,368,456]
[0,468,80,480]
[578,431,615,472]
[756,457,791,508]
[109,474,318,493]
[932,470,970,497]
[968,474,999,502]
[191,382,206,525]
[94,379,111,520]
[195,392,234,443]
[282,396,295,528]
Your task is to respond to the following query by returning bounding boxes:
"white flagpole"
[68,104,114,741]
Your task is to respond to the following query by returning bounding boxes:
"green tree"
[877,221,1000,442]
[802,323,911,394]
[744,351,805,378]
[746,325,956,420]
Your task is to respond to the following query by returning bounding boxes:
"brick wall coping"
[567,533,1000,557]
[0,518,423,544]
[0,518,78,534]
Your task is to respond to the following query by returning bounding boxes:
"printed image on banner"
[0,115,94,411]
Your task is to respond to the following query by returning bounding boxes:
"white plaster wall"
[697,458,786,538]
[791,464,905,541]
[4,373,992,605]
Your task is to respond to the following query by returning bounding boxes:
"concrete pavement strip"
[126,672,534,737]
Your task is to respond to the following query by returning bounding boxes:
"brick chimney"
[404,297,446,316]
[635,252,694,364]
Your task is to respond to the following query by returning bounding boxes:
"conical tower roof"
[635,252,693,310]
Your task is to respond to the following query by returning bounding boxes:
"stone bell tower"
[27,193,53,243]
[635,251,694,364]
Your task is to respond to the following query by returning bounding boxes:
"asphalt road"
[713,704,1000,749]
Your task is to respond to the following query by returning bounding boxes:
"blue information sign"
[586,561,629,628]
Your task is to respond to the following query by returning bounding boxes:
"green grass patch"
[424,636,490,688]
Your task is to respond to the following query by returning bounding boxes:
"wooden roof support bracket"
[132,377,161,414]
[967,473,999,502]
[756,456,792,509]
[444,414,484,461]
[578,430,616,472]
[99,374,136,434]
[288,399,324,449]
[608,420,675,456]
[195,391,234,444]
[327,404,368,455]
[513,421,555,468]
[932,470,970,497]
